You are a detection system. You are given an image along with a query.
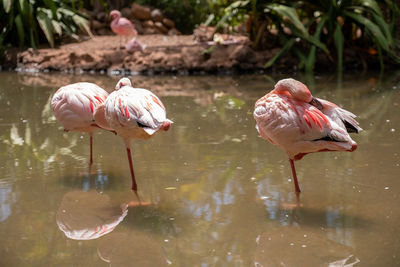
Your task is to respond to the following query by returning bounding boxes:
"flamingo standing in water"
[94,78,172,191]
[253,78,362,194]
[51,83,112,166]
[110,10,138,49]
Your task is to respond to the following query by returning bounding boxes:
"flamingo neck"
[274,78,312,102]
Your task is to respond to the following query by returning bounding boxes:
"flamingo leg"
[289,159,301,193]
[126,146,138,192]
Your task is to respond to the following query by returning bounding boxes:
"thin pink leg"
[289,159,301,193]
[126,147,137,191]
[89,133,93,166]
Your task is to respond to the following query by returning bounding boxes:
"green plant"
[294,0,400,72]
[205,0,400,72]
[204,0,250,32]
[0,0,92,49]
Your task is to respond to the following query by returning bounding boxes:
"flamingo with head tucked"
[94,78,172,192]
[51,82,112,166]
[253,78,362,194]
[110,10,138,49]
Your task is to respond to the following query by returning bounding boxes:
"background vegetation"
[0,0,92,49]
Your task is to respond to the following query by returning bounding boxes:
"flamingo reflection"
[56,190,129,240]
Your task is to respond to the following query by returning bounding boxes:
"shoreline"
[2,34,390,75]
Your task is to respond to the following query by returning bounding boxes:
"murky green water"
[0,71,399,266]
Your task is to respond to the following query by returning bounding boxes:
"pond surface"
[0,71,399,266]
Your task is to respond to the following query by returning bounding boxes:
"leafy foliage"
[0,0,92,49]
[204,0,400,72]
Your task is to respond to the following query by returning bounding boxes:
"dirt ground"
[8,34,280,75]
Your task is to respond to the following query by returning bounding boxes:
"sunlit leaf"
[265,3,308,36]
[18,0,28,16]
[358,0,383,16]
[43,0,57,18]
[344,11,389,51]
[204,14,215,26]
[37,11,54,47]
[72,14,93,37]
[2,0,13,13]
[51,20,62,36]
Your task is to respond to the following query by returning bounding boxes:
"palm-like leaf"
[37,10,54,47]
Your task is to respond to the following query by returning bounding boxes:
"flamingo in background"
[110,10,138,49]
[51,83,113,166]
[94,78,172,191]
[253,78,362,194]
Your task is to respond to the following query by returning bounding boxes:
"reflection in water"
[97,232,168,266]
[0,72,400,265]
[254,227,360,266]
[0,183,16,222]
[56,190,128,240]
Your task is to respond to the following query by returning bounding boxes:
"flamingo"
[51,82,113,166]
[110,10,138,49]
[253,78,362,194]
[94,78,172,191]
[125,37,146,53]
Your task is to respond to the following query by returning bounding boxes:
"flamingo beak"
[309,97,323,110]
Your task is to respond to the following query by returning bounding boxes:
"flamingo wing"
[317,98,362,134]
[105,88,167,135]
[254,93,359,159]
[52,83,108,131]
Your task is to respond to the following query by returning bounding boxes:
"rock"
[96,12,107,22]
[193,24,215,42]
[154,22,168,34]
[132,20,144,34]
[162,18,175,29]
[131,3,151,20]
[91,20,104,30]
[97,28,113,35]
[143,20,154,28]
[229,45,256,63]
[168,28,181,36]
[151,9,163,22]
[143,27,156,35]
[121,7,131,18]
[181,47,204,68]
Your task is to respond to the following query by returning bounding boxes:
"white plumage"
[94,77,172,191]
[51,82,110,165]
[254,78,362,193]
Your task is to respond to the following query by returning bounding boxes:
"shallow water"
[0,71,399,266]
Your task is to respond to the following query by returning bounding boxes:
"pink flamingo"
[51,82,112,166]
[253,78,362,194]
[125,37,146,52]
[110,10,137,49]
[94,78,172,191]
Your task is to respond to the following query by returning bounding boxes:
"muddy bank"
[8,34,280,75]
[4,33,388,75]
